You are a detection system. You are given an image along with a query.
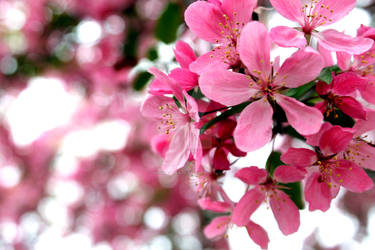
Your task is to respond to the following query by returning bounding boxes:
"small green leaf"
[123,27,139,61]
[146,47,158,61]
[155,3,182,44]
[279,182,305,209]
[265,151,284,176]
[133,71,152,91]
[284,81,315,99]
[317,65,341,84]
[200,101,250,134]
[188,87,205,99]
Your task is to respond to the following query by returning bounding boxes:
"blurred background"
[0,0,375,250]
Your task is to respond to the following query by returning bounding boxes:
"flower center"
[301,0,334,32]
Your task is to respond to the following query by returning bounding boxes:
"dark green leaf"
[155,3,182,44]
[146,47,158,61]
[123,28,139,60]
[279,182,305,209]
[284,81,315,99]
[200,101,250,134]
[188,87,205,99]
[48,10,79,30]
[173,96,183,109]
[265,151,284,176]
[133,71,152,91]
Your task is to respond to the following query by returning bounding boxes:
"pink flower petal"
[174,40,196,68]
[189,49,229,75]
[239,22,272,81]
[149,78,172,96]
[246,221,270,250]
[332,160,373,192]
[269,26,306,48]
[354,110,375,136]
[184,90,200,121]
[273,165,306,183]
[235,166,267,185]
[232,189,265,226]
[274,47,324,88]
[334,96,367,120]
[305,122,333,146]
[336,52,352,71]
[213,147,230,170]
[188,122,203,172]
[234,99,273,152]
[204,216,231,239]
[318,43,335,67]
[275,94,323,135]
[149,67,184,103]
[198,197,232,213]
[315,0,356,26]
[281,148,317,167]
[269,190,300,235]
[141,95,176,119]
[221,0,256,24]
[345,141,375,171]
[169,68,198,91]
[199,70,257,106]
[319,126,353,155]
[151,134,170,157]
[331,72,367,95]
[185,1,225,43]
[162,126,190,174]
[317,29,374,55]
[269,0,304,25]
[359,79,375,105]
[304,172,334,212]
[316,81,332,96]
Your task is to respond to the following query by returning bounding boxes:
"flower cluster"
[142,0,375,248]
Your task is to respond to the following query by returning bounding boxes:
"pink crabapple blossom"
[184,0,257,74]
[199,21,324,152]
[269,0,374,54]
[232,166,303,235]
[282,124,374,211]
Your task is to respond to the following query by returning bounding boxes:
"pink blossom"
[232,166,302,235]
[149,41,198,95]
[315,72,367,119]
[142,69,202,174]
[336,25,375,105]
[200,119,246,171]
[199,193,269,249]
[199,21,324,152]
[283,125,374,211]
[185,0,257,74]
[269,0,373,54]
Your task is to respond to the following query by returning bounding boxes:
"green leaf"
[284,81,315,99]
[155,3,182,44]
[266,151,305,209]
[200,101,250,134]
[133,71,152,91]
[146,47,158,61]
[317,65,341,84]
[279,182,305,209]
[265,151,284,176]
[123,27,139,61]
[188,87,205,99]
